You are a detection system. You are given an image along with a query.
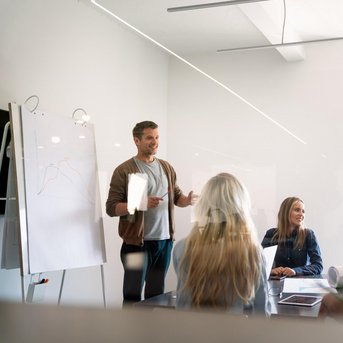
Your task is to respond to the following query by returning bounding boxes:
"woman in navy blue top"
[261,197,323,277]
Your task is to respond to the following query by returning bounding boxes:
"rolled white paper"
[328,266,343,288]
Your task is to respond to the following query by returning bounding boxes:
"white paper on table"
[283,278,337,294]
[127,173,148,214]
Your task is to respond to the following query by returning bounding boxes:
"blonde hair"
[179,173,262,309]
[272,197,307,249]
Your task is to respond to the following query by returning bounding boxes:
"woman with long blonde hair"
[173,173,270,315]
[262,197,323,277]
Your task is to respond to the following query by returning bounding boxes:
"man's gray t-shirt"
[134,158,169,240]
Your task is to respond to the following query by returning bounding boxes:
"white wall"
[166,45,343,289]
[0,0,169,307]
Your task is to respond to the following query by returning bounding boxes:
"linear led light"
[218,36,343,52]
[91,0,306,145]
[167,0,270,12]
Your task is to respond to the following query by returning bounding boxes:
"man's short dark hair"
[132,121,158,139]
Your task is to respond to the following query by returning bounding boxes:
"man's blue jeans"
[120,239,173,305]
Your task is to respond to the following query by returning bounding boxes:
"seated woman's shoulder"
[304,228,315,235]
[264,228,277,236]
[173,238,187,256]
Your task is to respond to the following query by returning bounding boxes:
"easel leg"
[101,264,106,308]
[21,274,25,303]
[58,269,66,305]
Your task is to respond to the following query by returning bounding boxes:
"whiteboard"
[20,105,106,274]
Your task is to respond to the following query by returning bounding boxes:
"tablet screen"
[278,295,322,307]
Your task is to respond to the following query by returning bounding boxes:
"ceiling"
[92,0,343,62]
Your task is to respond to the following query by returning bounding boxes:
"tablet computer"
[278,295,322,307]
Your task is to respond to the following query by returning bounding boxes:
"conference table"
[135,277,330,318]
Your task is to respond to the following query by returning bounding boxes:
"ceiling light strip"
[218,36,343,53]
[167,0,270,12]
[91,0,306,145]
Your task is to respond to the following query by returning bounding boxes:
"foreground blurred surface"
[0,301,342,343]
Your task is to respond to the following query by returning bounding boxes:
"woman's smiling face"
[289,200,305,228]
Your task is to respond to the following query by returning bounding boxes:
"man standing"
[106,121,195,305]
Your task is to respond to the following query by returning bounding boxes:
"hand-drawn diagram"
[37,157,95,205]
